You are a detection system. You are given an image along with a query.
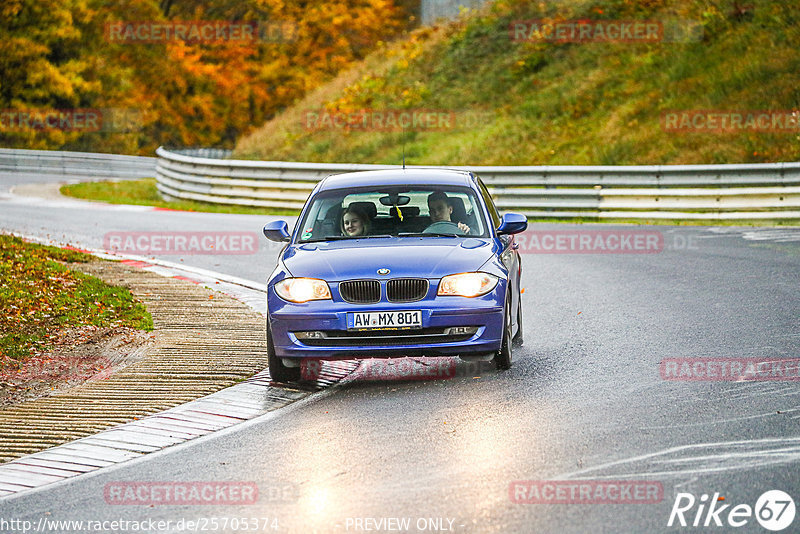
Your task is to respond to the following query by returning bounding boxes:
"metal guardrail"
[6,147,796,219]
[0,148,155,178]
[165,147,233,160]
[156,147,800,220]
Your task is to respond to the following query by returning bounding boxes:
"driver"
[427,191,470,234]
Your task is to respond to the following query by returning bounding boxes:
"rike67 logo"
[668,490,796,531]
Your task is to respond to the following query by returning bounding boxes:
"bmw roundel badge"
[377,268,390,275]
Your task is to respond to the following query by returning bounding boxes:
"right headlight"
[274,278,332,303]
[437,272,498,298]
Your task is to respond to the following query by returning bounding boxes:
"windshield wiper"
[301,234,394,243]
[398,232,461,238]
[301,236,351,243]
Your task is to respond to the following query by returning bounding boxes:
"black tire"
[267,322,300,383]
[512,291,524,347]
[494,296,513,370]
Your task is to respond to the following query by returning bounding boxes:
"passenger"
[341,206,371,237]
[427,191,470,234]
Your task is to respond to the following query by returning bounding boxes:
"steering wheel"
[423,221,465,235]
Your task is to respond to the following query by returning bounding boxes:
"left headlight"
[274,278,332,303]
[437,272,499,298]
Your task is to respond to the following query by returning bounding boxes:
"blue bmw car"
[262,168,527,383]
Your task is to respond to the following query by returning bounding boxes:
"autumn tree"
[0,0,413,153]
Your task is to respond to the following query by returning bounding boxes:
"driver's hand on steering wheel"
[457,222,471,234]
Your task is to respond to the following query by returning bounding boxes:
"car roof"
[318,168,475,191]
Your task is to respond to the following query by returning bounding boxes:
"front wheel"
[493,297,513,370]
[267,322,300,383]
[512,292,523,347]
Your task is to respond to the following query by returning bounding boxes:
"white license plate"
[347,310,422,330]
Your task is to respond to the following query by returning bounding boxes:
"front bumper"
[267,291,504,360]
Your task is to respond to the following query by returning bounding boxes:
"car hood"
[281,238,495,281]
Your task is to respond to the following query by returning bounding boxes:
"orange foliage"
[0,0,411,153]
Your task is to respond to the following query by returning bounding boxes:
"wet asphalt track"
[1,172,799,533]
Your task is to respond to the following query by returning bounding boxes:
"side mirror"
[263,220,290,242]
[497,213,528,235]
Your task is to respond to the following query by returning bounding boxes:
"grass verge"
[235,0,800,166]
[60,179,301,216]
[0,235,153,370]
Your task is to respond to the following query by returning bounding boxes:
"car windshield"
[296,186,489,242]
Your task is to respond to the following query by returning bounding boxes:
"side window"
[477,178,500,228]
